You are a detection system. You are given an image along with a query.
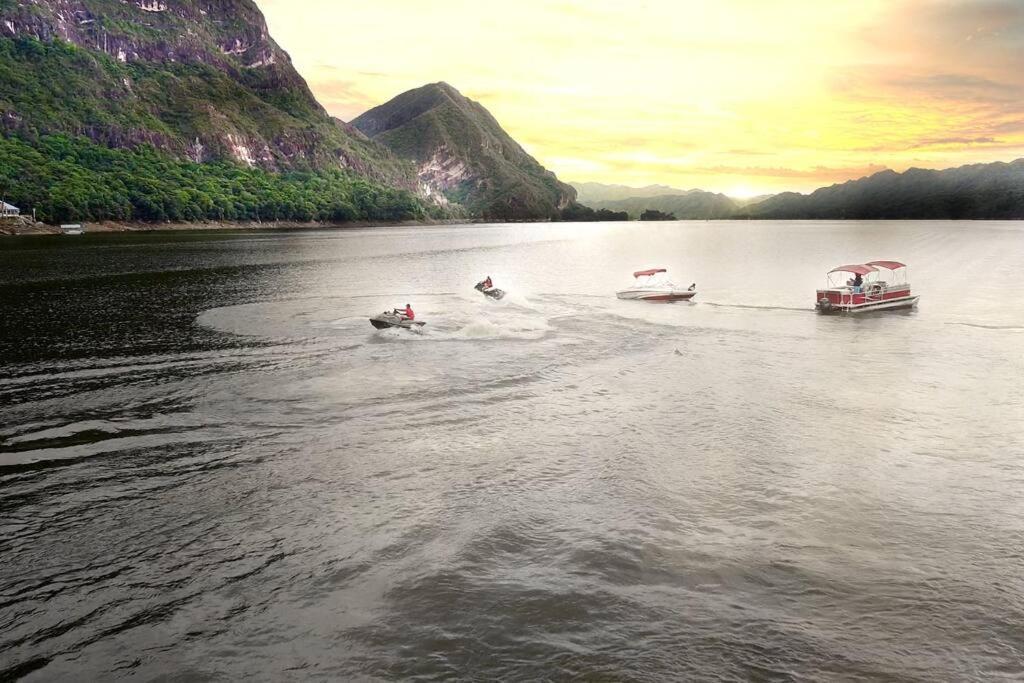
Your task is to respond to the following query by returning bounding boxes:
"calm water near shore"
[2,221,1023,680]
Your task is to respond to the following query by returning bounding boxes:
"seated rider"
[394,303,414,321]
[482,276,493,290]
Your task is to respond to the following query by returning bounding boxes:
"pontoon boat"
[816,261,919,314]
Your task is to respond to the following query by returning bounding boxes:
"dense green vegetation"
[0,134,430,224]
[640,209,677,221]
[0,35,169,141]
[0,35,415,185]
[558,203,628,222]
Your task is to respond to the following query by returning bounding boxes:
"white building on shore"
[1,201,19,217]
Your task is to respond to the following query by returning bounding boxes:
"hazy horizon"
[258,0,1024,197]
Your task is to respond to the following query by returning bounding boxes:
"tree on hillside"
[640,209,677,221]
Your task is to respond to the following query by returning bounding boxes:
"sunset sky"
[258,0,1024,196]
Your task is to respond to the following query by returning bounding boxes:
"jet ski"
[369,312,426,330]
[474,282,506,300]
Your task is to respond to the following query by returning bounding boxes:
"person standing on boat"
[852,272,863,292]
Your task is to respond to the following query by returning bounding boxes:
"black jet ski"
[369,312,426,330]
[474,282,506,300]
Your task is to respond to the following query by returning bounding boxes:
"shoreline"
[0,217,499,236]
[4,216,1021,237]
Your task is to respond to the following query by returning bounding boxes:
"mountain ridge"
[740,159,1024,219]
[353,82,576,219]
[573,181,697,204]
[0,0,416,186]
[571,158,1024,220]
[582,191,739,220]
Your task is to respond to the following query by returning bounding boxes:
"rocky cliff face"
[353,82,576,219]
[0,0,416,188]
[2,0,284,70]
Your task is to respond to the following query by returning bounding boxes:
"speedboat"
[616,269,696,302]
[474,282,506,300]
[816,261,919,314]
[369,312,426,330]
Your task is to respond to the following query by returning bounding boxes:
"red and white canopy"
[829,264,877,276]
[634,268,667,278]
[865,260,907,270]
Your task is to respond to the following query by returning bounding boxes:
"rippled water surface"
[2,221,1023,680]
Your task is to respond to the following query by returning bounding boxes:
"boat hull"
[816,295,919,315]
[479,288,506,300]
[370,315,426,330]
[616,289,696,302]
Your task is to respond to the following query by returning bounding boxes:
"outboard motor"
[817,297,832,312]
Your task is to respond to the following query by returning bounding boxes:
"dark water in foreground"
[2,221,1023,681]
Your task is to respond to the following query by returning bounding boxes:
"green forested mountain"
[353,82,577,219]
[0,0,429,223]
[741,161,1024,219]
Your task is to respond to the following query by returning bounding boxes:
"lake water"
[2,221,1023,680]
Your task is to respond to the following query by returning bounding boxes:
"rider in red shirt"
[401,303,414,321]
[483,276,493,289]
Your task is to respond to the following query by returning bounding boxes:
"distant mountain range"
[353,83,576,219]
[738,161,1024,219]
[574,182,695,204]
[571,183,771,219]
[573,161,1024,220]
[573,187,737,220]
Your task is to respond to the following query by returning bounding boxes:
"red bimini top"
[865,260,907,270]
[634,268,667,278]
[829,264,877,276]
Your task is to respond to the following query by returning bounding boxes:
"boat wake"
[197,295,554,344]
[371,310,551,342]
[701,301,814,313]
[446,316,550,341]
[944,322,1024,331]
